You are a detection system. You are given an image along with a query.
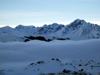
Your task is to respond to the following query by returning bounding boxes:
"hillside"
[0,19,100,42]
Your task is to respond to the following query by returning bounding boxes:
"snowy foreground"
[0,39,100,75]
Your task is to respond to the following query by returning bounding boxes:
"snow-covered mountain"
[0,19,100,42]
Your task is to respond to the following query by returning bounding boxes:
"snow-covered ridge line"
[1,58,100,75]
[0,19,100,42]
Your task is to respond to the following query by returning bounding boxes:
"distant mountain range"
[0,19,100,42]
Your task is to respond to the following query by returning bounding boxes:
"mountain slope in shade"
[0,19,100,42]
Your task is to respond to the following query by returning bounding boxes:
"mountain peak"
[73,19,86,24]
[0,19,100,42]
[2,26,12,28]
[74,19,82,21]
[69,19,86,27]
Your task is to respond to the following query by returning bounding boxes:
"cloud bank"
[0,39,100,70]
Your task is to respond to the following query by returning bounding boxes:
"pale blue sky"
[0,0,100,27]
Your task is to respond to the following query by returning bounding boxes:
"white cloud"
[88,21,100,25]
[0,11,61,18]
[0,39,100,70]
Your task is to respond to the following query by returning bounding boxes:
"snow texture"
[0,19,100,75]
[0,19,100,42]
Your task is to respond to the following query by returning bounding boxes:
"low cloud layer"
[0,39,100,70]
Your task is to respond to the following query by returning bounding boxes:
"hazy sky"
[0,0,100,27]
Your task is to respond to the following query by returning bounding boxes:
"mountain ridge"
[0,19,100,42]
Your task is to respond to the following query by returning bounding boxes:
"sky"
[0,0,100,28]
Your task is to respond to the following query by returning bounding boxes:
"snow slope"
[0,39,100,75]
[0,19,100,42]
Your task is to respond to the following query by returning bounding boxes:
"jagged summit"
[70,19,86,27]
[73,19,85,22]
[0,19,100,42]
[15,25,36,29]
